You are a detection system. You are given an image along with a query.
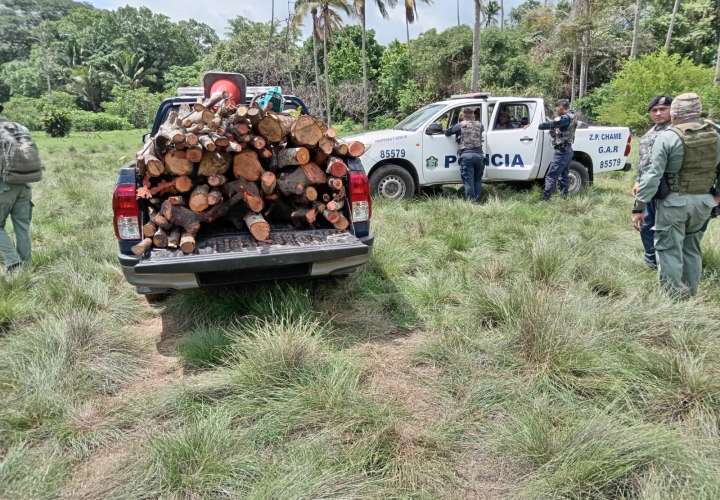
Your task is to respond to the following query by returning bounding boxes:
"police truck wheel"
[567,161,590,195]
[370,165,415,200]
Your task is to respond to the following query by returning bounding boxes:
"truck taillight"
[112,184,140,240]
[624,133,632,156]
[348,171,371,222]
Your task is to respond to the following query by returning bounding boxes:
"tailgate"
[133,228,369,274]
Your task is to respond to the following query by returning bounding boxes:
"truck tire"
[144,292,171,305]
[370,165,415,200]
[567,161,590,195]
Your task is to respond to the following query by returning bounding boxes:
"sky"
[92,0,525,45]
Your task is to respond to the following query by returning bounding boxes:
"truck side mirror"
[426,123,444,135]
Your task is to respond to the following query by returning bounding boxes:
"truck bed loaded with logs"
[113,72,373,298]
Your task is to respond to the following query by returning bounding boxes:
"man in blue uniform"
[445,107,485,202]
[539,99,577,200]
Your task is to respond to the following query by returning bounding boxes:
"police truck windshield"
[394,104,446,131]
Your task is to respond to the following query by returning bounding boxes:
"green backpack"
[0,119,43,184]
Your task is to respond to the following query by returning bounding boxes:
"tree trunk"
[571,51,577,102]
[323,14,332,127]
[457,0,461,26]
[361,9,369,130]
[471,0,482,91]
[291,115,324,146]
[665,0,680,52]
[406,18,410,44]
[716,38,720,85]
[630,0,641,58]
[312,13,324,118]
[501,0,504,30]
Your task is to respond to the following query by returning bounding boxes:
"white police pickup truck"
[346,94,632,199]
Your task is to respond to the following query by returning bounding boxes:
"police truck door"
[485,100,543,181]
[421,105,468,185]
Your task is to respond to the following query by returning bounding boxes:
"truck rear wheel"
[568,161,590,195]
[370,165,415,200]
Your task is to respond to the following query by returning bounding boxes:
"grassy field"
[1,129,720,499]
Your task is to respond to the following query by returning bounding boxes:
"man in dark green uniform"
[0,104,43,273]
[632,93,720,297]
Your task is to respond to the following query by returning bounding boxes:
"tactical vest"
[666,120,718,195]
[459,120,483,151]
[551,112,577,148]
[0,119,43,184]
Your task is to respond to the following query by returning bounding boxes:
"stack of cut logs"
[132,91,365,256]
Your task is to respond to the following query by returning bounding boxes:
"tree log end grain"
[180,233,196,254]
[244,213,271,241]
[347,141,366,158]
[233,150,264,181]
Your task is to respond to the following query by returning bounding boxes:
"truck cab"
[346,94,632,199]
[113,77,373,298]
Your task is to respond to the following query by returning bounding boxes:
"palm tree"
[109,51,156,89]
[355,0,398,129]
[630,0,641,58]
[403,0,432,44]
[500,0,504,29]
[471,0,482,91]
[665,0,681,52]
[484,0,500,27]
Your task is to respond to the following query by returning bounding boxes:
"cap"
[670,92,702,119]
[647,95,673,111]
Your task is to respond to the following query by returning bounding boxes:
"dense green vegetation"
[1,0,718,135]
[1,126,720,497]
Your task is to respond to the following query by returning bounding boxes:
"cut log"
[224,179,264,213]
[347,141,366,158]
[326,157,348,178]
[235,105,249,119]
[333,143,349,156]
[153,227,168,248]
[247,106,265,127]
[323,209,341,224]
[326,199,343,212]
[143,221,157,238]
[198,151,229,177]
[261,171,277,195]
[157,111,185,146]
[318,136,335,155]
[290,208,317,228]
[161,200,202,235]
[257,113,294,143]
[186,146,203,163]
[305,186,318,202]
[180,232,196,254]
[204,90,228,109]
[189,185,210,213]
[325,128,337,140]
[148,207,171,230]
[332,214,350,230]
[251,135,266,150]
[226,141,243,153]
[207,174,227,187]
[131,238,153,256]
[259,148,273,160]
[167,228,181,250]
[301,163,327,185]
[164,150,193,176]
[182,109,214,128]
[167,195,184,206]
[277,168,308,196]
[244,213,271,241]
[276,147,311,167]
[199,135,216,152]
[290,115,324,146]
[174,175,193,193]
[328,177,344,191]
[236,122,251,136]
[233,150,264,181]
[140,140,164,177]
[314,150,329,165]
[211,133,229,149]
[208,189,223,206]
[185,133,199,146]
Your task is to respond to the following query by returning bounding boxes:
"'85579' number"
[379,149,406,159]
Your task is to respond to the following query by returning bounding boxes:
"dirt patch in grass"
[63,313,182,497]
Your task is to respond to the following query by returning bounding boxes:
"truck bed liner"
[134,228,368,274]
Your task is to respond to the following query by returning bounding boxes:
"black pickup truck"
[112,77,373,297]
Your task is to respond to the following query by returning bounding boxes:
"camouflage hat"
[670,92,702,119]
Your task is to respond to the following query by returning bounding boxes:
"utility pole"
[457,0,461,26]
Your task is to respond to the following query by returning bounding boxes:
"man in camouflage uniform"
[445,107,485,202]
[631,95,673,269]
[632,93,720,297]
[539,99,577,200]
[0,104,43,273]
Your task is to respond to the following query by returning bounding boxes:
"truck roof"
[436,96,544,107]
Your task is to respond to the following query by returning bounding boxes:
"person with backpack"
[0,104,43,273]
